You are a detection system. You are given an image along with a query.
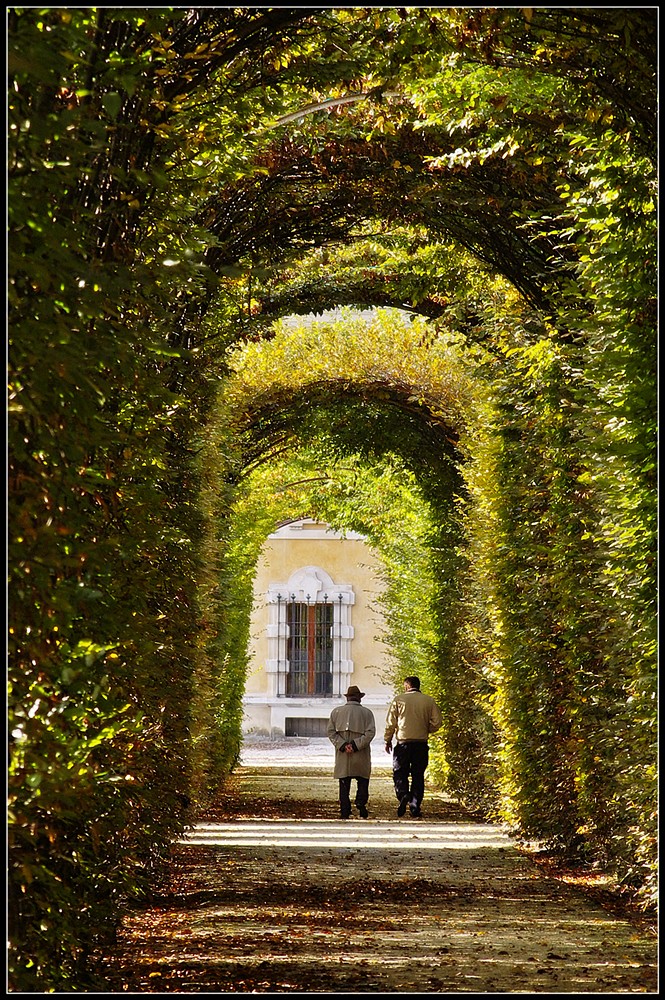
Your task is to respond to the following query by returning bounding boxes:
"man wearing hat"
[327,684,376,819]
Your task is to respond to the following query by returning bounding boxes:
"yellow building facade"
[243,518,395,738]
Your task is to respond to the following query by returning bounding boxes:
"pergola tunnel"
[8,8,655,993]
[190,302,643,852]
[194,309,471,780]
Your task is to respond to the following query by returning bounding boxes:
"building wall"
[243,519,395,738]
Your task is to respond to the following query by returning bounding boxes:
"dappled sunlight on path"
[102,740,657,993]
[181,819,512,850]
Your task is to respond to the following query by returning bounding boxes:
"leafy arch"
[219,308,472,469]
[8,7,657,989]
[195,307,488,800]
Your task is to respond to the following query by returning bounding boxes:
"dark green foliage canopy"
[8,7,656,991]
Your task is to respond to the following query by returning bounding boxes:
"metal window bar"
[285,598,333,697]
[337,593,343,697]
[276,593,282,698]
[316,597,333,696]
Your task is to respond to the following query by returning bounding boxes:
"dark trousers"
[339,776,369,817]
[392,741,429,809]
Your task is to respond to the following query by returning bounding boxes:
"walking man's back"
[384,676,442,817]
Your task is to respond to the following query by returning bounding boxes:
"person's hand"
[385,740,392,753]
[344,743,354,754]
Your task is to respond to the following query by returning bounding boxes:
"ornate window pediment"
[265,566,354,699]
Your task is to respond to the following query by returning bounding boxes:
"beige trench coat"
[327,701,376,779]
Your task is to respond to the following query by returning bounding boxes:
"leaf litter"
[99,760,657,993]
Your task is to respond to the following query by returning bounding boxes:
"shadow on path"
[102,742,657,993]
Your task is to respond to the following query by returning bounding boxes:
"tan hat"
[345,685,365,699]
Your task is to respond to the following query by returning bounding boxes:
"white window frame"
[265,565,355,699]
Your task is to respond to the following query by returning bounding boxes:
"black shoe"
[397,796,409,817]
[409,805,421,818]
[340,812,351,820]
[358,805,368,818]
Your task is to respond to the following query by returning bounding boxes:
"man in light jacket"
[327,685,376,819]
[384,675,443,818]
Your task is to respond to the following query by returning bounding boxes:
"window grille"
[285,599,333,697]
[285,717,329,737]
[268,570,353,699]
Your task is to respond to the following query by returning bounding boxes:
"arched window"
[266,566,355,700]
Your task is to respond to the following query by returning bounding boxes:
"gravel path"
[103,738,657,993]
